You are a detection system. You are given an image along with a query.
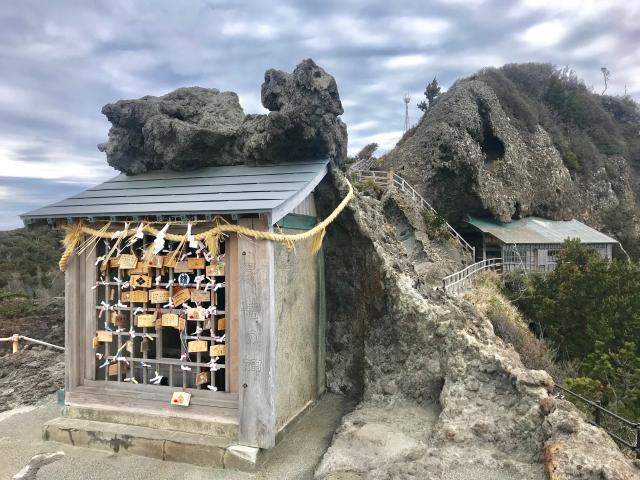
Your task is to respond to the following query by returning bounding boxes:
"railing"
[555,385,640,458]
[351,168,475,256]
[443,258,502,295]
[349,155,379,172]
[0,334,65,352]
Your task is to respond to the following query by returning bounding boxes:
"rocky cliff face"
[385,64,640,257]
[98,59,347,174]
[313,171,639,479]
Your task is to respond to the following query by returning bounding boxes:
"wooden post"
[237,216,276,449]
[12,334,19,353]
[387,169,394,190]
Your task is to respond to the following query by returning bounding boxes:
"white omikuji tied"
[153,223,170,254]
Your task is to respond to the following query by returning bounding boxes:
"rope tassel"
[59,222,85,272]
[310,228,326,255]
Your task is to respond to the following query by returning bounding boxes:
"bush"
[421,209,450,242]
[0,289,34,319]
[503,240,640,420]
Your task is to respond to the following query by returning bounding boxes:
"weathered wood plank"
[228,233,239,394]
[81,380,238,409]
[84,248,96,381]
[237,216,276,448]
[64,253,81,396]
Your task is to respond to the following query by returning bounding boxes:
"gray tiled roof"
[22,160,328,225]
[466,216,618,244]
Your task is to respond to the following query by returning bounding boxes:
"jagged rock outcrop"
[313,171,639,479]
[98,88,246,174]
[241,59,347,165]
[387,80,576,223]
[384,64,640,257]
[98,59,347,174]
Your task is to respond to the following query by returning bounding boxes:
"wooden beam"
[64,254,81,396]
[237,217,276,448]
[84,248,96,381]
[228,234,239,394]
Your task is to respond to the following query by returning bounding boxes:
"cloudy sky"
[0,0,638,229]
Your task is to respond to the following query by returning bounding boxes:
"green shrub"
[421,209,449,241]
[504,240,640,420]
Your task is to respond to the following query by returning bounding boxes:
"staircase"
[349,166,475,257]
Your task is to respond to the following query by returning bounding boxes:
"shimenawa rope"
[59,178,353,272]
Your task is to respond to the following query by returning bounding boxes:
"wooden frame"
[64,233,238,416]
[237,216,276,448]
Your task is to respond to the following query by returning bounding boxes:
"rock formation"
[313,171,639,479]
[384,65,640,257]
[98,59,347,174]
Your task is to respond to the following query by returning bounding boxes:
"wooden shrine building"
[462,216,618,272]
[21,160,331,463]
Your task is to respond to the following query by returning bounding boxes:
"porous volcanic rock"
[239,59,347,165]
[98,59,347,174]
[386,80,576,223]
[313,170,639,479]
[98,87,246,174]
[384,73,640,257]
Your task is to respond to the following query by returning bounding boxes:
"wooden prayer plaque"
[96,330,113,343]
[108,362,128,377]
[187,306,205,321]
[149,289,170,304]
[130,274,152,289]
[188,339,208,352]
[171,391,191,407]
[110,257,120,268]
[187,257,205,270]
[206,263,225,277]
[118,254,138,269]
[121,290,148,303]
[196,371,210,385]
[172,287,191,306]
[161,313,179,327]
[130,261,149,275]
[174,261,193,273]
[190,290,211,303]
[146,255,163,268]
[92,335,99,349]
[178,317,186,332]
[163,255,178,269]
[210,344,225,357]
[217,318,225,331]
[136,314,156,327]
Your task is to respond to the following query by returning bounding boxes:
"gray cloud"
[0,0,638,229]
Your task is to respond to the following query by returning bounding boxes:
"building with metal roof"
[463,216,618,272]
[23,159,333,454]
[21,160,329,226]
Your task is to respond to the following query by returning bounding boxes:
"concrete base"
[43,417,266,472]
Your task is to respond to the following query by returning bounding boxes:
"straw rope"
[59,178,353,272]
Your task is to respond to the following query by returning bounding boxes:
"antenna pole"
[403,95,411,133]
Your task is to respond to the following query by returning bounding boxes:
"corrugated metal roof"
[21,160,329,225]
[466,216,618,244]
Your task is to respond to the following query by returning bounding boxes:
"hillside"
[0,226,63,298]
[385,63,640,258]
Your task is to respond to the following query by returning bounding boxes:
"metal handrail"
[351,168,475,256]
[556,385,640,457]
[443,258,502,295]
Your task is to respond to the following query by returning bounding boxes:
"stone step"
[64,401,239,439]
[42,417,265,472]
